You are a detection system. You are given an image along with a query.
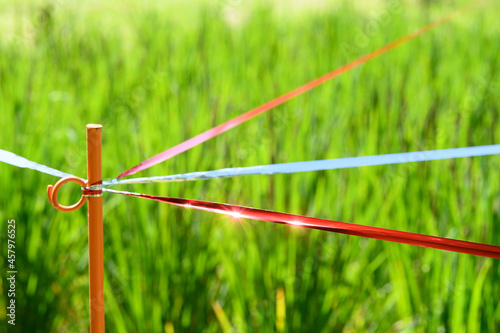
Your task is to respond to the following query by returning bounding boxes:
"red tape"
[112,190,500,259]
[116,2,480,179]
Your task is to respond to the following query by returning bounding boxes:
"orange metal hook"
[47,176,87,212]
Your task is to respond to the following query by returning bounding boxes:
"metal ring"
[47,176,87,212]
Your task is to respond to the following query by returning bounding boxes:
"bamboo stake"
[87,124,105,332]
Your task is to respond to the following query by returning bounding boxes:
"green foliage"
[0,0,499,332]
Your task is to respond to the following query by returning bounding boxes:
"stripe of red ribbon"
[116,3,478,179]
[112,190,500,259]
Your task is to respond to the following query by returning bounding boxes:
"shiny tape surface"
[0,148,75,178]
[105,188,500,259]
[103,144,500,187]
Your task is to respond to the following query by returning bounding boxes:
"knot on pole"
[82,183,103,197]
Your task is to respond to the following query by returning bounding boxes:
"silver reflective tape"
[103,188,141,196]
[102,144,500,187]
[0,148,75,178]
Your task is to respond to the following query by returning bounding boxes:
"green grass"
[1,0,500,331]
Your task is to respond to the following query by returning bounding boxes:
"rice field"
[0,0,500,331]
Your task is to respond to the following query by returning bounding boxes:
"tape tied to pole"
[46,178,104,211]
[82,187,104,197]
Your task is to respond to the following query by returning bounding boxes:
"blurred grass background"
[0,0,500,331]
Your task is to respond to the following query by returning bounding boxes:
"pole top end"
[87,124,102,129]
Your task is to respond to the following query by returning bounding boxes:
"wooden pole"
[87,124,105,332]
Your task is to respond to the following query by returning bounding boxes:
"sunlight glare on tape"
[104,188,500,260]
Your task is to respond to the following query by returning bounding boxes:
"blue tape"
[103,144,500,187]
[0,148,75,178]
